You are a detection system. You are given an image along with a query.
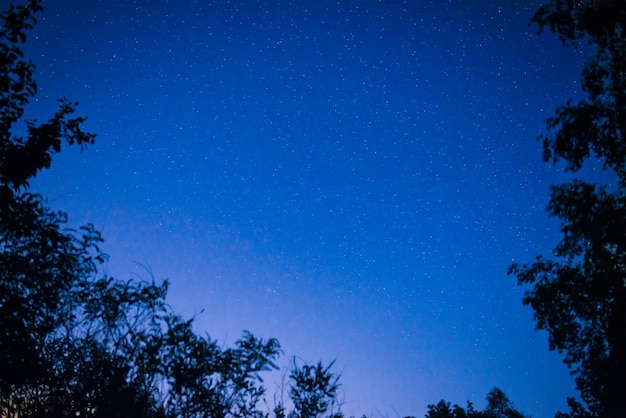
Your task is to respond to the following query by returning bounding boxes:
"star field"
[24,1,611,416]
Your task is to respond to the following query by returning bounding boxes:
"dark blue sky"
[24,0,610,416]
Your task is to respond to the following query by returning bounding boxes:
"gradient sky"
[21,0,612,416]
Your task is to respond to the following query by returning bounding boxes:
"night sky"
[21,0,612,416]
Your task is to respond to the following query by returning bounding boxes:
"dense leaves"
[0,0,95,192]
[288,360,341,418]
[533,0,626,181]
[425,387,527,418]
[509,1,626,416]
[0,2,341,418]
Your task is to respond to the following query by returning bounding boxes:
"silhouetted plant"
[426,388,526,418]
[0,2,286,418]
[508,1,626,416]
[286,359,342,418]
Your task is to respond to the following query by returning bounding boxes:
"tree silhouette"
[425,388,526,418]
[425,399,474,418]
[287,360,341,418]
[0,2,341,418]
[508,1,626,416]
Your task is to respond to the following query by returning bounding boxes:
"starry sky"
[20,0,612,416]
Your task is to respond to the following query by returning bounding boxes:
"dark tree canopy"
[509,1,626,417]
[288,360,341,418]
[425,387,528,418]
[532,0,626,179]
[0,2,342,418]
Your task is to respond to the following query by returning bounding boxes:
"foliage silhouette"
[425,388,527,418]
[508,1,626,416]
[0,2,342,418]
[287,360,341,418]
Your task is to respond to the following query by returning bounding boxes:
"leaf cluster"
[425,387,528,418]
[531,1,626,184]
[286,360,341,418]
[0,2,343,418]
[510,1,626,416]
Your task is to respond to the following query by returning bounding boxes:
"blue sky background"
[21,0,612,416]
